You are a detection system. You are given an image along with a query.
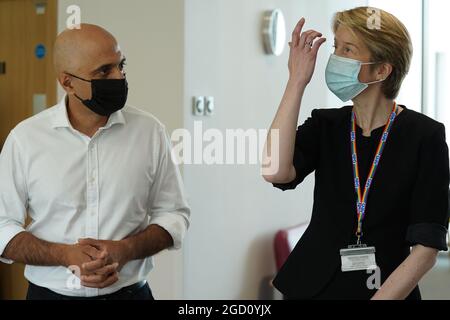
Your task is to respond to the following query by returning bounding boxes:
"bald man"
[0,24,190,300]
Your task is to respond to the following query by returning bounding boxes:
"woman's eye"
[344,47,352,53]
[119,61,127,71]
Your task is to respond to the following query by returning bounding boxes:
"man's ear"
[58,73,75,94]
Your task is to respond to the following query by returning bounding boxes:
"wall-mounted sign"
[35,2,46,15]
[35,44,46,59]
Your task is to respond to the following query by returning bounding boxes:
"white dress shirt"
[0,96,190,297]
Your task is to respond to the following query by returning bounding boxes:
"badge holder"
[340,243,377,272]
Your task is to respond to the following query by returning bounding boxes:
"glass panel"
[424,0,450,131]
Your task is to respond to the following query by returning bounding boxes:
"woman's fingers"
[312,38,327,54]
[305,31,323,47]
[299,29,314,47]
[291,18,305,47]
[290,18,324,52]
[300,30,322,49]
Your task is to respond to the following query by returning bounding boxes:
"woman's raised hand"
[288,18,327,87]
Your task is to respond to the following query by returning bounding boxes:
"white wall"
[183,0,365,299]
[57,0,185,299]
[369,0,423,112]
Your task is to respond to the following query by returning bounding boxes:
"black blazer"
[273,105,449,300]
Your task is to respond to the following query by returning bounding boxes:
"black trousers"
[26,281,155,300]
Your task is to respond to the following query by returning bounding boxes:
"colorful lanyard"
[350,102,398,245]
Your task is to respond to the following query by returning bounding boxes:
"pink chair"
[274,222,309,271]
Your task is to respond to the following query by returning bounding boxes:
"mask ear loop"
[363,78,385,85]
[359,61,386,85]
[65,72,92,83]
[64,72,93,102]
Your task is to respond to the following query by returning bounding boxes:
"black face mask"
[67,73,128,116]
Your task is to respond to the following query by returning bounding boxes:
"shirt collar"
[51,95,126,129]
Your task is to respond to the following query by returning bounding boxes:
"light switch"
[205,97,215,116]
[193,96,205,116]
[33,94,47,115]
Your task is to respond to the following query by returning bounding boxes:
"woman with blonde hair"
[263,7,449,299]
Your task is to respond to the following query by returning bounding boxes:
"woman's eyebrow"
[334,38,360,49]
[344,42,359,49]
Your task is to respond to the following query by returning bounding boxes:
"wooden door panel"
[0,0,57,300]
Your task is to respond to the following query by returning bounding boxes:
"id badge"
[340,244,377,272]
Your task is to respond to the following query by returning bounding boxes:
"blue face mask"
[325,54,384,102]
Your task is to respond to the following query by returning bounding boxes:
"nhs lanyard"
[350,102,398,245]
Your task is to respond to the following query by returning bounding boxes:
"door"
[0,0,57,300]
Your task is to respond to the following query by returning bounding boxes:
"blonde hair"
[333,7,412,99]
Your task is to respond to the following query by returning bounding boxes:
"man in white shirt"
[0,24,190,300]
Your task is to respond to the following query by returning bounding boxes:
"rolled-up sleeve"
[0,131,28,263]
[406,123,450,251]
[273,109,321,191]
[148,126,190,250]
